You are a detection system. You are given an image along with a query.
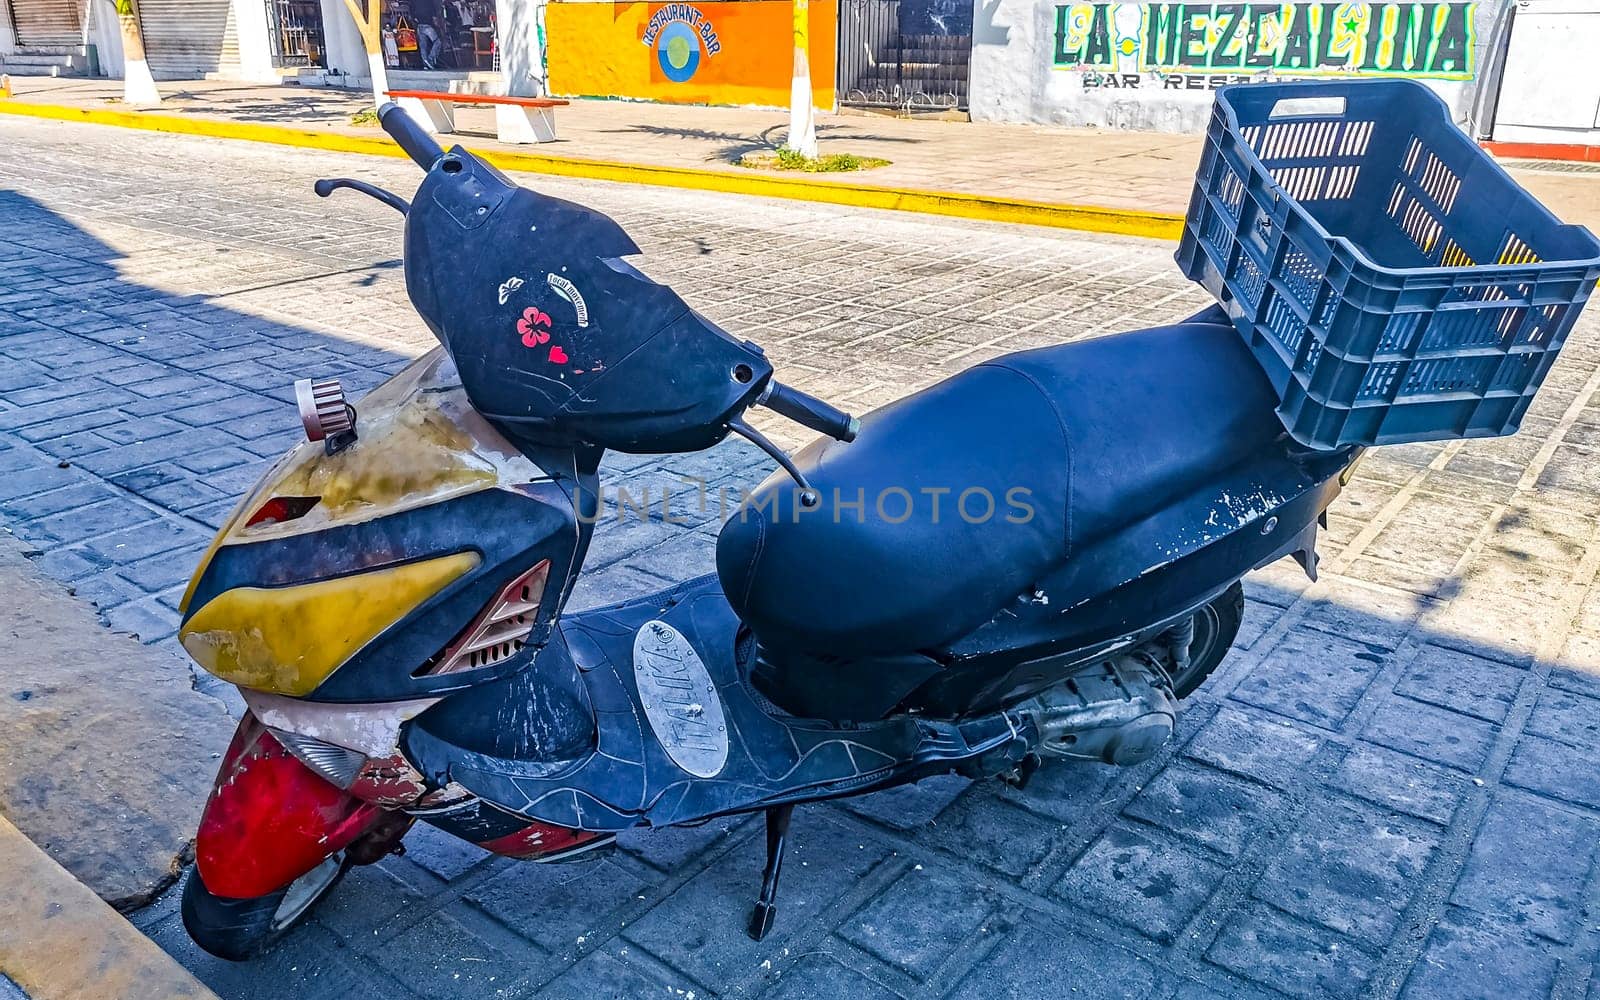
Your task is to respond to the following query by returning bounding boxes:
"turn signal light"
[271,728,430,808]
[244,495,320,527]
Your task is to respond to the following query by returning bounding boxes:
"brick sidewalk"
[4,74,1599,233]
[3,118,1600,1000]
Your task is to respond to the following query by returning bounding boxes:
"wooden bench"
[385,90,570,145]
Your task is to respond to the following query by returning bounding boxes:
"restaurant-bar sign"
[1053,3,1477,80]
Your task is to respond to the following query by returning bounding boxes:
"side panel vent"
[418,560,552,676]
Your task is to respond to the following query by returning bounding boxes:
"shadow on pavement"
[154,84,373,127]
[0,189,413,688]
[609,121,925,165]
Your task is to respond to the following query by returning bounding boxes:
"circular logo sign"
[633,620,728,778]
[656,20,702,82]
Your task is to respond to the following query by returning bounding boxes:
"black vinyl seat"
[715,308,1284,658]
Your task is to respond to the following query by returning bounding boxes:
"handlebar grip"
[762,382,860,442]
[378,102,445,171]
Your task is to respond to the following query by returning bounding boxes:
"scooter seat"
[715,306,1283,658]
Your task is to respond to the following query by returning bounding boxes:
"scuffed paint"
[242,690,439,758]
[195,717,384,899]
[479,820,612,860]
[180,349,545,614]
[238,350,546,541]
[179,552,480,696]
[412,782,477,812]
[1158,480,1291,560]
[348,753,433,808]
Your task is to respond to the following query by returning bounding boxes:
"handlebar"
[314,177,411,215]
[760,381,859,442]
[378,102,445,171]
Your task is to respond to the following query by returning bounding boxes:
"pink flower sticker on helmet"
[518,306,552,348]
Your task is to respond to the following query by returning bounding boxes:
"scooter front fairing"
[177,348,592,704]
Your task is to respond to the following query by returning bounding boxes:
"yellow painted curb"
[0,100,1185,241]
[0,816,217,1000]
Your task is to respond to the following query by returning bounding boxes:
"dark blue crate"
[1176,79,1600,450]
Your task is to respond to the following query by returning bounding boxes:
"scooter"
[174,104,1359,960]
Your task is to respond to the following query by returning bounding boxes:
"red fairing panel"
[479,820,609,859]
[195,715,386,898]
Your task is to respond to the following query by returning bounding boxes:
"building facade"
[964,0,1598,145]
[1,0,1595,147]
[0,0,534,90]
[970,2,1497,132]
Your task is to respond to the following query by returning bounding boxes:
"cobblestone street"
[4,117,1600,1000]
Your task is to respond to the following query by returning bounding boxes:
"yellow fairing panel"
[179,552,480,697]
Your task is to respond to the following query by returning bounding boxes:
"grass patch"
[350,108,380,126]
[740,147,890,173]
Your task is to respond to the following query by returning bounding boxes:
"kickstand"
[747,803,795,942]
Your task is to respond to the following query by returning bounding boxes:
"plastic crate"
[1176,79,1600,450]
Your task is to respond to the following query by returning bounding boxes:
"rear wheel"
[1169,581,1245,699]
[181,852,349,961]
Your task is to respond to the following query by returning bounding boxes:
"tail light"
[244,494,320,528]
[417,559,550,676]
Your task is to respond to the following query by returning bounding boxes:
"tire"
[181,852,350,961]
[1170,581,1245,699]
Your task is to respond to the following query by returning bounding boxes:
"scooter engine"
[1021,652,1178,766]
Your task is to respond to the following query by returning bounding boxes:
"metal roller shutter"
[7,0,84,48]
[138,0,239,79]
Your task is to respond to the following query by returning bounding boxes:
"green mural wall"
[1052,3,1478,80]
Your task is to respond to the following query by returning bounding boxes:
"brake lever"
[728,417,820,509]
[314,177,411,216]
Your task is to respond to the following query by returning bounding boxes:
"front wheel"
[181,851,349,961]
[1169,581,1245,699]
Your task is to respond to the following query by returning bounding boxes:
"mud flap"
[1291,519,1320,582]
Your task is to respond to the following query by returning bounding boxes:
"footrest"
[407,577,1025,831]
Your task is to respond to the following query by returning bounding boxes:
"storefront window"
[381,0,497,71]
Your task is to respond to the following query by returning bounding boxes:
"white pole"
[343,0,390,107]
[116,0,162,106]
[788,0,817,158]
[367,48,392,106]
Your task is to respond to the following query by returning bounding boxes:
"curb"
[0,100,1186,241]
[0,817,216,1000]
[1482,139,1600,164]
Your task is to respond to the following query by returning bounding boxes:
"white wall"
[86,0,122,76]
[319,0,372,85]
[971,0,1501,133]
[496,0,545,96]
[233,0,280,82]
[1490,0,1600,144]
[0,1,18,54]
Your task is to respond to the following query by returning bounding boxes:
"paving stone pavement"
[3,118,1600,1000]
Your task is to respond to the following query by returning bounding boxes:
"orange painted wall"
[547,1,836,109]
